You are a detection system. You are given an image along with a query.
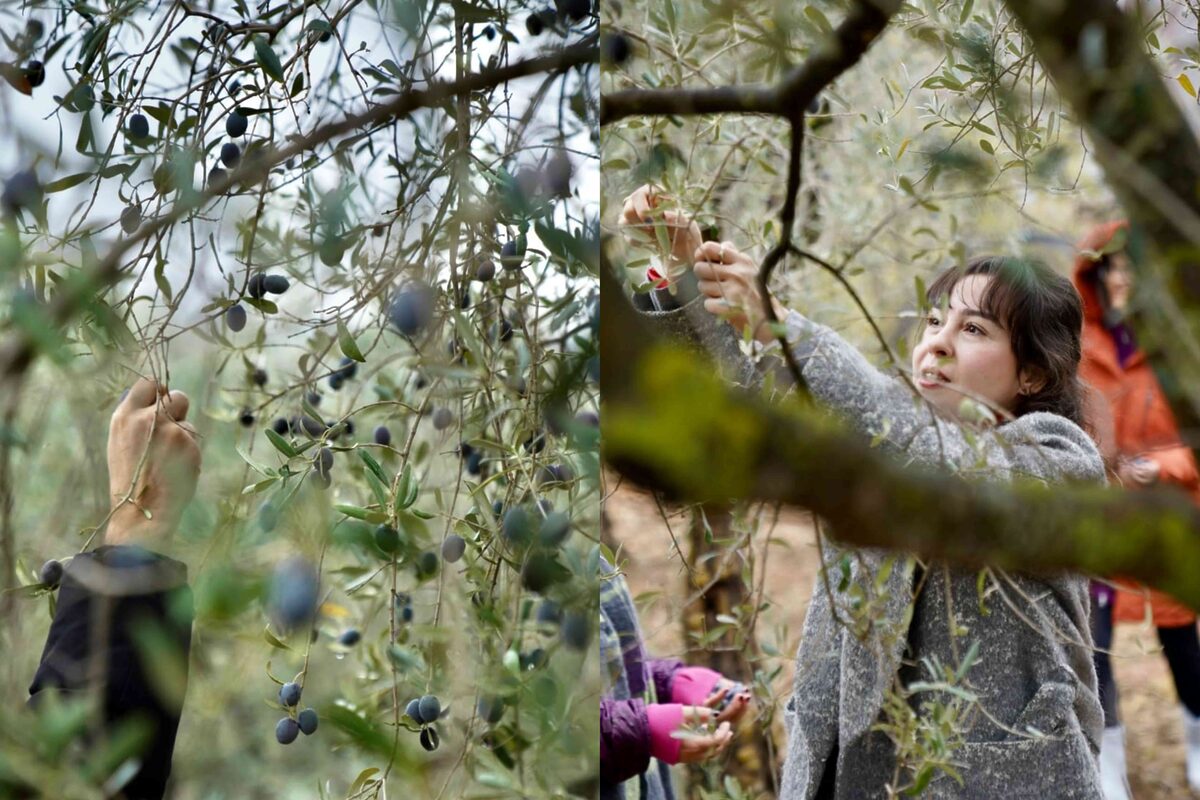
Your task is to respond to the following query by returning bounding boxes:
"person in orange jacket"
[1074,220,1200,799]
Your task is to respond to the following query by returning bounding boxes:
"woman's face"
[912,274,1028,421]
[1101,252,1132,311]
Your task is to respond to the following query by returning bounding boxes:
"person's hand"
[704,679,753,726]
[675,705,733,764]
[693,240,787,343]
[106,377,202,545]
[1117,456,1159,487]
[618,184,702,281]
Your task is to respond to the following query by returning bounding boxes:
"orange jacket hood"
[1071,220,1128,323]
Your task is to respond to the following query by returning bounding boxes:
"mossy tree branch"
[600,299,1200,609]
[602,0,1200,610]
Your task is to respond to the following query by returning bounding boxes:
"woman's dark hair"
[1085,255,1125,327]
[924,255,1086,427]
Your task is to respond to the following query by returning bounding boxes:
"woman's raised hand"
[618,184,702,275]
[676,705,734,764]
[106,377,202,545]
[693,240,787,343]
[703,679,754,726]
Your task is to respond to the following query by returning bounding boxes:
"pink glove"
[671,666,723,706]
[646,703,685,764]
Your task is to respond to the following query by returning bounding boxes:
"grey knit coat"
[639,294,1106,799]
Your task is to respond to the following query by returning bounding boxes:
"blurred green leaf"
[254,36,285,83]
[358,450,388,484]
[337,319,365,362]
[263,626,292,651]
[43,172,92,193]
[264,429,299,458]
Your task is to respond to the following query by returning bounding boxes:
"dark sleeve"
[600,696,651,785]
[647,658,685,704]
[28,544,194,800]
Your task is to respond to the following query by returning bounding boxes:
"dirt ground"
[606,478,1195,800]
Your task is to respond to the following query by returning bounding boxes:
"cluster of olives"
[404,694,443,751]
[209,111,249,188]
[328,357,358,391]
[387,282,435,338]
[524,0,592,36]
[38,559,62,588]
[394,591,415,623]
[275,681,319,744]
[1,170,41,219]
[222,272,289,334]
[459,441,485,476]
[16,21,45,91]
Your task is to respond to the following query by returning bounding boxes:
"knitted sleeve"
[780,310,1106,485]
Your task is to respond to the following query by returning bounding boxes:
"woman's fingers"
[621,184,658,224]
[703,686,730,709]
[120,378,162,411]
[694,260,738,283]
[165,389,190,421]
[631,188,655,221]
[716,692,752,724]
[704,297,737,316]
[695,240,725,263]
[618,190,642,227]
[694,240,744,264]
[620,189,651,225]
[678,719,733,763]
[710,722,733,752]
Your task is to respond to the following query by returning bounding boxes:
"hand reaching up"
[106,377,201,545]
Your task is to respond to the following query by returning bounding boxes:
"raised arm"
[27,376,201,800]
[778,310,1105,484]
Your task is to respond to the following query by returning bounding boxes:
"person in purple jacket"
[600,554,752,800]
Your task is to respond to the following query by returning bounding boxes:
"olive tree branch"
[600,311,1200,609]
[756,116,809,396]
[600,0,899,125]
[0,40,597,381]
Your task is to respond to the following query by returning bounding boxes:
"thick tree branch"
[0,41,596,380]
[600,1,899,126]
[600,278,1200,609]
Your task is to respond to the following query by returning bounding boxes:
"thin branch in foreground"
[757,116,808,395]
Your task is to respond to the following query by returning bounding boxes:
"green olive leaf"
[254,36,285,83]
[337,319,365,362]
